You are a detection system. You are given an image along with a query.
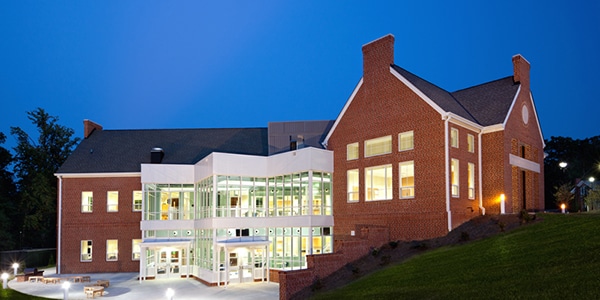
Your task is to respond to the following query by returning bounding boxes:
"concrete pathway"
[8,268,279,300]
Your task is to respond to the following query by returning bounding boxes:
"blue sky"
[1,1,599,150]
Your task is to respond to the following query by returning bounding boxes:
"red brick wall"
[58,176,142,274]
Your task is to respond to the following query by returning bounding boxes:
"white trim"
[481,124,505,134]
[57,176,63,274]
[477,131,485,215]
[529,92,546,148]
[390,67,447,117]
[322,79,363,146]
[502,85,522,128]
[509,154,541,173]
[446,113,483,132]
[444,114,452,231]
[361,33,395,48]
[54,172,140,178]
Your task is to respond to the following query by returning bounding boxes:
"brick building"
[55,34,544,292]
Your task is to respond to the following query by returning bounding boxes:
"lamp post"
[166,288,174,300]
[12,263,19,276]
[1,273,8,289]
[62,281,70,300]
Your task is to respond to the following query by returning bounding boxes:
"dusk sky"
[1,1,599,151]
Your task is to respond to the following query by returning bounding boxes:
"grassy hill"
[312,213,600,299]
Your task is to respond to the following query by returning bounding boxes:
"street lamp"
[561,203,566,214]
[12,263,18,276]
[62,281,71,300]
[559,161,568,169]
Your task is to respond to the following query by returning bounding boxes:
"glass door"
[156,249,181,279]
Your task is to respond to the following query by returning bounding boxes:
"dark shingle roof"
[451,76,520,126]
[57,128,268,174]
[391,65,520,126]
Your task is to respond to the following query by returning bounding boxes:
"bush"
[460,231,470,242]
[389,241,398,249]
[380,255,391,266]
[371,247,380,256]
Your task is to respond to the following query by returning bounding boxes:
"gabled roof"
[57,128,268,174]
[451,76,520,126]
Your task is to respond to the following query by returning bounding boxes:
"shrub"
[380,255,391,266]
[460,231,470,242]
[371,247,380,256]
[389,241,398,249]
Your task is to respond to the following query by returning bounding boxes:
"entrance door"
[157,249,181,279]
[228,249,255,284]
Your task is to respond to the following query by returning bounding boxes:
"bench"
[16,268,45,282]
[84,286,104,298]
[95,280,110,287]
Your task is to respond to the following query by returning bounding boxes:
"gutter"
[444,114,452,231]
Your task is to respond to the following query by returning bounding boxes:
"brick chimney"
[512,54,530,89]
[362,34,395,82]
[83,119,103,139]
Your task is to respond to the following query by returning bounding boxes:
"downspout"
[57,175,63,274]
[478,131,486,215]
[444,114,452,232]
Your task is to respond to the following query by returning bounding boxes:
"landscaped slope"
[312,213,600,299]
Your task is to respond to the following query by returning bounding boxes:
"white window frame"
[398,131,414,151]
[365,136,392,157]
[347,142,359,160]
[107,191,119,212]
[81,192,93,213]
[347,169,359,202]
[399,161,415,199]
[132,239,142,261]
[365,164,393,201]
[81,240,92,262]
[133,191,142,212]
[106,239,118,261]
[451,159,459,197]
[468,163,475,199]
[451,128,459,148]
[467,134,475,153]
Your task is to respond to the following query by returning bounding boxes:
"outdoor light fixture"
[166,287,174,300]
[559,162,568,168]
[1,273,8,289]
[561,203,566,214]
[590,177,595,183]
[62,281,71,300]
[12,263,18,276]
[500,194,506,214]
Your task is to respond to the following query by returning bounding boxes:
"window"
[81,192,93,212]
[81,240,92,261]
[347,169,359,202]
[468,163,475,199]
[365,164,393,201]
[365,136,392,157]
[132,239,141,260]
[347,142,359,160]
[451,159,459,197]
[467,134,475,153]
[399,161,415,198]
[398,131,414,151]
[107,191,119,212]
[451,128,459,148]
[106,239,118,261]
[133,191,142,211]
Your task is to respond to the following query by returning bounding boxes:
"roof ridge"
[451,76,516,94]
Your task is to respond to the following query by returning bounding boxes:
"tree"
[0,132,17,250]
[585,189,600,211]
[11,108,80,248]
[553,183,574,211]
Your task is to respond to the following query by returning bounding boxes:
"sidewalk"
[8,268,279,299]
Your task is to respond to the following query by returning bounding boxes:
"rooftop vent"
[151,147,164,163]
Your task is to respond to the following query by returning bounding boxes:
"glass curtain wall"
[144,184,194,220]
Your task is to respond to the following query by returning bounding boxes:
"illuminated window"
[107,191,119,212]
[451,128,459,148]
[81,240,92,261]
[347,169,359,202]
[132,239,141,260]
[133,191,142,211]
[347,142,359,160]
[451,159,459,197]
[106,239,118,261]
[365,136,392,157]
[467,134,475,153]
[365,164,393,201]
[399,161,415,198]
[399,131,414,151]
[81,192,93,213]
[468,163,475,199]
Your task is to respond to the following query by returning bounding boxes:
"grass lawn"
[1,288,49,300]
[313,213,600,299]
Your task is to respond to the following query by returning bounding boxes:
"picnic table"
[42,277,60,284]
[84,285,104,298]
